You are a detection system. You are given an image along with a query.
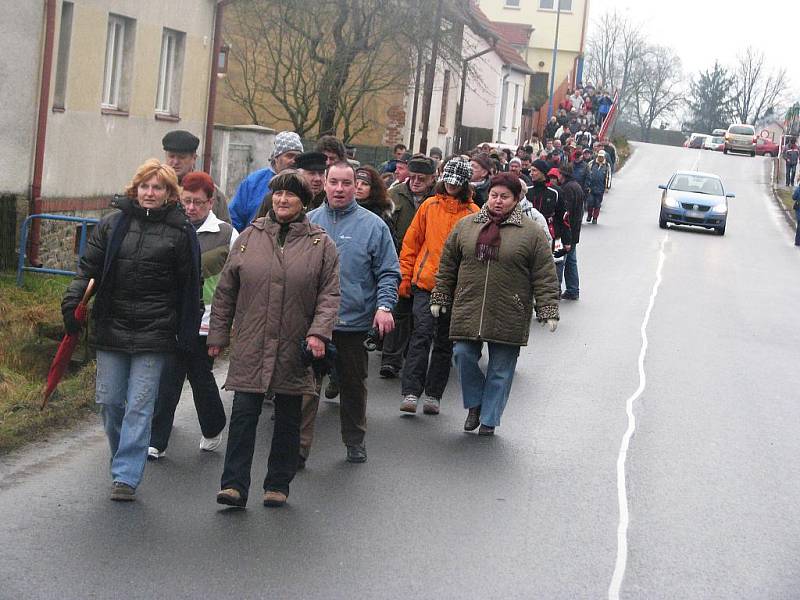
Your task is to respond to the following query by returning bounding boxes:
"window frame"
[53,1,74,111]
[101,13,135,113]
[539,0,573,11]
[155,28,185,117]
[504,0,521,7]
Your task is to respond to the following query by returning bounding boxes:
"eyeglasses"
[181,198,209,207]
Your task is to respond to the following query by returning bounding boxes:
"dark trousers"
[150,334,226,452]
[221,391,301,500]
[380,296,413,370]
[787,163,797,187]
[401,289,453,399]
[333,330,368,446]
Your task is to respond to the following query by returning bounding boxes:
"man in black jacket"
[529,159,572,251]
[556,163,584,300]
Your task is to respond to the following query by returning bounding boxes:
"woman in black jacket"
[61,159,201,502]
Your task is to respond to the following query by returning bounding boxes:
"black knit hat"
[532,159,550,176]
[269,169,312,207]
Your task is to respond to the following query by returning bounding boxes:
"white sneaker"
[199,433,222,452]
[400,394,418,413]
[147,446,165,460]
[422,396,440,415]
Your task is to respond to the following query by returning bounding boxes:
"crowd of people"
[61,109,618,507]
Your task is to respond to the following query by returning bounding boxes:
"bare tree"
[730,47,788,125]
[632,45,683,141]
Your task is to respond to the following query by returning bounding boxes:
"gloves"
[63,310,82,335]
[540,318,558,333]
[398,279,412,298]
[430,304,447,318]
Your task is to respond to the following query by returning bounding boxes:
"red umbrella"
[41,278,95,410]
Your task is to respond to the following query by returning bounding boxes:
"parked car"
[658,171,734,235]
[755,137,779,157]
[724,123,756,156]
[687,134,709,149]
[704,136,725,151]
[711,128,727,137]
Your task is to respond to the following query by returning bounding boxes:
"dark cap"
[397,152,412,164]
[162,130,199,153]
[294,151,327,172]
[429,146,443,159]
[408,156,436,175]
[532,159,550,176]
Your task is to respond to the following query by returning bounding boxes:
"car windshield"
[710,137,724,144]
[730,125,754,135]
[670,175,723,195]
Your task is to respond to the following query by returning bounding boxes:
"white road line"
[608,232,669,600]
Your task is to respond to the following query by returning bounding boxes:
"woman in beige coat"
[208,171,340,508]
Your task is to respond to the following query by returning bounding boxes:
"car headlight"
[711,203,727,213]
[663,196,680,208]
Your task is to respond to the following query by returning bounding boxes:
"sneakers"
[147,446,165,460]
[110,482,136,501]
[346,444,367,463]
[263,490,288,507]
[464,406,481,431]
[216,488,246,508]
[400,394,418,413]
[324,379,339,399]
[561,291,579,300]
[200,432,223,452]
[478,424,495,436]
[422,396,440,415]
[379,365,399,379]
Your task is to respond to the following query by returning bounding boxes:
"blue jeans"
[96,350,168,488]
[555,245,579,296]
[453,341,520,427]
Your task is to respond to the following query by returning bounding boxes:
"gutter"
[29,0,57,266]
[203,1,234,173]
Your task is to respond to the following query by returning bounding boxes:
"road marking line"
[608,232,669,600]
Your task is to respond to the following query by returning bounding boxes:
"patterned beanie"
[270,131,304,161]
[441,157,473,187]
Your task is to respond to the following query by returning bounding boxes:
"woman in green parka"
[430,173,560,436]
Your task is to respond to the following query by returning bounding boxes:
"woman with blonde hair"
[62,159,201,501]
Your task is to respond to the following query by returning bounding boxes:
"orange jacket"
[399,193,478,292]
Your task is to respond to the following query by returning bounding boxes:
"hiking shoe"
[216,488,246,508]
[263,490,288,507]
[478,424,495,436]
[200,433,222,452]
[464,407,481,431]
[422,396,440,415]
[110,482,135,501]
[324,379,339,399]
[561,291,579,300]
[586,213,592,223]
[346,444,367,463]
[147,446,165,461]
[592,217,598,224]
[400,394,418,413]
[379,365,399,379]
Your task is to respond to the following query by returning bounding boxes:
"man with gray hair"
[228,131,303,231]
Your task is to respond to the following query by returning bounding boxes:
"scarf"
[269,209,304,247]
[476,212,504,261]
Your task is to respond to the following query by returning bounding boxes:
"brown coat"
[208,214,340,395]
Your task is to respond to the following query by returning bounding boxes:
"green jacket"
[431,204,559,346]
[389,182,434,248]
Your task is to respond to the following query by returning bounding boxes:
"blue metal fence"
[16,213,99,286]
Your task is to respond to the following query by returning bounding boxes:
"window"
[512,84,520,129]
[53,2,73,110]
[539,0,572,10]
[102,14,135,111]
[505,0,521,7]
[439,70,450,128]
[155,28,186,116]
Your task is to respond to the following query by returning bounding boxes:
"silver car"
[658,171,735,236]
[724,124,756,156]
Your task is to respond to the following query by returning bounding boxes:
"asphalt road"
[1,143,798,599]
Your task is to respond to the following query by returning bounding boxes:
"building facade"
[0,0,221,270]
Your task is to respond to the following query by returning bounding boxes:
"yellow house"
[473,0,590,104]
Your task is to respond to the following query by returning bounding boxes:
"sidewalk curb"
[769,157,797,232]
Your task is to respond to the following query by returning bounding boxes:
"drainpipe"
[454,42,495,154]
[408,44,424,151]
[497,73,509,143]
[203,1,232,173]
[29,0,57,266]
[546,2,562,120]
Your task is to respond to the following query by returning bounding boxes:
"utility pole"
[546,1,562,120]
[408,45,424,151]
[418,0,443,155]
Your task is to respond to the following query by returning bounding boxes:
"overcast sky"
[588,0,799,106]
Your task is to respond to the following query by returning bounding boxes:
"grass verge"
[612,136,632,171]
[0,273,97,453]
[775,187,796,214]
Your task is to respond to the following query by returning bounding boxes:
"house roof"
[487,21,533,48]
[465,2,535,75]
